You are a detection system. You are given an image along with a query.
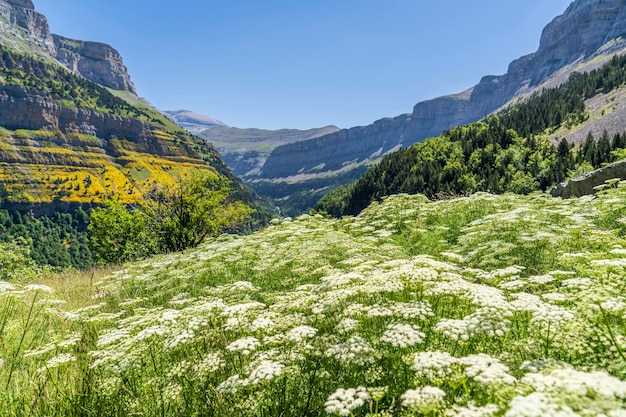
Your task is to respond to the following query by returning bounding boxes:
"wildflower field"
[3,187,626,416]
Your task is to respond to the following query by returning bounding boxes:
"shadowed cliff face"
[0,0,136,93]
[252,0,626,213]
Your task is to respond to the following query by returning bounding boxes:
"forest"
[315,55,626,217]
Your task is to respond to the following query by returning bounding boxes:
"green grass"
[3,186,626,416]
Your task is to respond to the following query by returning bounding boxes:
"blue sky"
[36,1,573,130]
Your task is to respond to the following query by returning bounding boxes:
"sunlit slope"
[0,48,238,206]
[4,184,626,415]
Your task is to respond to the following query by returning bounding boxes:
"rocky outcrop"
[259,0,626,188]
[550,159,626,198]
[0,0,136,93]
[0,0,55,54]
[53,35,136,94]
[0,84,184,155]
[164,110,228,134]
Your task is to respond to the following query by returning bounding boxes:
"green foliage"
[0,49,156,121]
[0,239,42,281]
[0,209,93,269]
[316,53,626,217]
[88,203,156,265]
[141,170,254,253]
[88,170,254,263]
[5,187,626,416]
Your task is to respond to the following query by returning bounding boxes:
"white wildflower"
[448,404,499,417]
[0,281,17,293]
[504,392,578,417]
[335,318,359,334]
[521,368,626,399]
[412,351,458,380]
[244,360,284,385]
[37,353,75,373]
[401,386,446,412]
[216,374,244,395]
[23,284,54,294]
[286,325,318,343]
[459,354,516,386]
[436,319,470,341]
[195,352,225,380]
[380,323,425,348]
[391,301,434,321]
[528,274,556,285]
[324,386,370,416]
[326,335,378,366]
[227,336,260,356]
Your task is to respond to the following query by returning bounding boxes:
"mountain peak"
[0,0,136,94]
[164,110,229,134]
[7,0,33,9]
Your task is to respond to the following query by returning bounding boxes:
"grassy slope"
[0,49,235,206]
[3,183,626,416]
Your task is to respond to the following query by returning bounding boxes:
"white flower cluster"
[335,318,359,334]
[286,325,318,343]
[226,336,261,356]
[521,368,626,400]
[411,350,457,380]
[380,323,425,348]
[391,301,434,321]
[23,284,54,294]
[324,386,370,416]
[447,404,499,417]
[244,360,284,385]
[326,335,378,366]
[194,352,225,380]
[37,353,76,374]
[504,392,578,417]
[411,351,515,386]
[460,354,516,386]
[401,386,446,412]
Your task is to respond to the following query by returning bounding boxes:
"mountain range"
[0,0,270,220]
[179,0,626,215]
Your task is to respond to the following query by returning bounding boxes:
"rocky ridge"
[0,0,135,93]
[0,2,273,220]
[253,0,626,213]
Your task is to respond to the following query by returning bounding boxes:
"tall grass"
[3,187,626,416]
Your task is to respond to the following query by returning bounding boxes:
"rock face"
[54,35,137,94]
[0,0,135,93]
[257,0,626,198]
[0,0,55,54]
[164,110,228,134]
[550,159,626,198]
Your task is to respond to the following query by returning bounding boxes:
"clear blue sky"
[35,1,573,130]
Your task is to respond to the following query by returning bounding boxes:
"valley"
[2,0,626,416]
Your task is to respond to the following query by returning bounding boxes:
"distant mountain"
[315,54,626,216]
[164,110,228,134]
[0,0,271,220]
[165,109,339,179]
[197,124,340,178]
[249,0,626,215]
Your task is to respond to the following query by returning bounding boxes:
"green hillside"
[315,55,626,217]
[3,184,626,415]
[0,48,275,268]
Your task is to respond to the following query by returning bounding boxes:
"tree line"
[315,55,626,217]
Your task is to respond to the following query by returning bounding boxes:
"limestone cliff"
[53,35,136,94]
[0,0,135,93]
[257,0,626,212]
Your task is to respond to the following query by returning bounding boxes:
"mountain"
[248,0,626,215]
[197,124,340,177]
[315,53,626,217]
[0,0,271,220]
[164,110,228,134]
